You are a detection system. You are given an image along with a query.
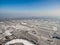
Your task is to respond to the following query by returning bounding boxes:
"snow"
[5,39,35,45]
[53,26,57,31]
[3,30,13,36]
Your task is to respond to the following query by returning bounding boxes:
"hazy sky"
[0,0,60,18]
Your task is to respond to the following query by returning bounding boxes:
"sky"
[0,0,60,18]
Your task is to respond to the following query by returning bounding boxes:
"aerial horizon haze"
[0,0,60,18]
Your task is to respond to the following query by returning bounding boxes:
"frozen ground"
[0,19,60,45]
